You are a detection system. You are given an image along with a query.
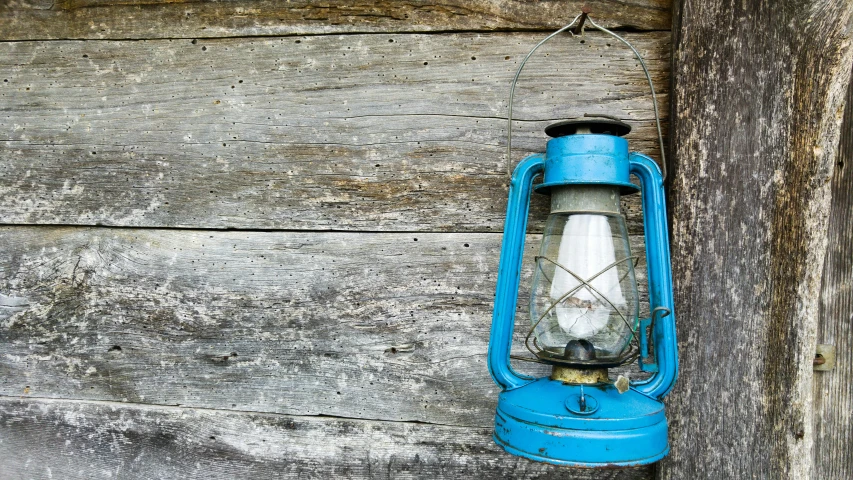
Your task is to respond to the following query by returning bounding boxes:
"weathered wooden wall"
[3,1,850,478]
[0,1,669,478]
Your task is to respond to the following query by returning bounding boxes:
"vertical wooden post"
[664,1,852,478]
[814,65,853,479]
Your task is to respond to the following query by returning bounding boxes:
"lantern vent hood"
[545,116,631,138]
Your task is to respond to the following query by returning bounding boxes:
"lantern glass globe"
[530,211,639,364]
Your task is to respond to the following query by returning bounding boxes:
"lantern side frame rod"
[506,13,668,181]
[626,152,678,399]
[487,153,545,391]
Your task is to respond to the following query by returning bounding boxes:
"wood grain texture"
[663,1,853,479]
[813,65,853,479]
[0,227,650,427]
[0,32,667,233]
[0,0,670,477]
[0,397,653,479]
[0,0,671,41]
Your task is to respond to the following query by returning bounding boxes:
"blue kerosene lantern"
[487,14,678,467]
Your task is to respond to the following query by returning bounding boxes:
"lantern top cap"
[545,116,631,138]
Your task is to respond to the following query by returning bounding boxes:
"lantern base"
[493,377,669,467]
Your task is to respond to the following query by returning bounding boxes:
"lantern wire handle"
[506,13,667,180]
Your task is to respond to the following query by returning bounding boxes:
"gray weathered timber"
[663,1,853,479]
[0,0,671,41]
[814,66,853,479]
[0,32,667,233]
[0,227,649,428]
[0,397,653,479]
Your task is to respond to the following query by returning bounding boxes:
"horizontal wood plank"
[0,0,671,41]
[0,397,653,479]
[0,32,667,232]
[0,227,649,427]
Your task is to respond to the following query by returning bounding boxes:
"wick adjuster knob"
[566,392,600,415]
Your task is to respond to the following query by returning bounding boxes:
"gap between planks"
[0,27,672,45]
[0,393,485,431]
[0,223,513,235]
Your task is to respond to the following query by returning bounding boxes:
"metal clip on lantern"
[487,12,678,467]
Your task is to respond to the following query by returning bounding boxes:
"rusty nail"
[814,344,836,371]
[574,6,592,35]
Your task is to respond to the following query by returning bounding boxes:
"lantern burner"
[545,116,631,138]
[565,339,597,361]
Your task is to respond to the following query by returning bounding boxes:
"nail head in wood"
[814,344,836,371]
